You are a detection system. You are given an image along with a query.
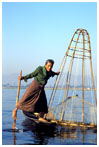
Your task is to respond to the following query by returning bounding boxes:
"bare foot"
[39,117,48,122]
[12,108,17,120]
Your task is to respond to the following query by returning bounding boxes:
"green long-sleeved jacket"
[24,66,57,86]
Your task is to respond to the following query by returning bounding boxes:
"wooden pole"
[88,34,97,107]
[12,70,22,129]
[82,31,85,123]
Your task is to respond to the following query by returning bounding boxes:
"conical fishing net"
[47,29,97,126]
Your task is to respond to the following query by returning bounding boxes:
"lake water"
[2,88,97,145]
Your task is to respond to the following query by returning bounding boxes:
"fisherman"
[12,59,60,122]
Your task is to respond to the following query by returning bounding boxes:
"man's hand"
[18,76,24,80]
[57,72,60,75]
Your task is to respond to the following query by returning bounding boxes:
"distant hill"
[2,73,32,86]
[2,73,19,85]
[2,73,97,88]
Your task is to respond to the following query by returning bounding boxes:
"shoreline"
[2,86,97,91]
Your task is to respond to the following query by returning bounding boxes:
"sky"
[2,2,97,76]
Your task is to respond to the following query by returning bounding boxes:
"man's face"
[45,62,53,72]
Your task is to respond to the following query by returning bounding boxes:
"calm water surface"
[2,88,97,145]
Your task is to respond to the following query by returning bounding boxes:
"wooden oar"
[12,70,22,129]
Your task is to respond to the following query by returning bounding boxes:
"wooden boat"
[22,110,57,126]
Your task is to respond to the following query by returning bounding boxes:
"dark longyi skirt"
[16,80,48,113]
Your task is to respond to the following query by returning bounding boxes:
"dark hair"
[45,59,54,65]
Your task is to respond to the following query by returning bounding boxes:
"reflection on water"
[59,126,77,139]
[21,119,57,145]
[11,118,96,145]
[3,118,97,145]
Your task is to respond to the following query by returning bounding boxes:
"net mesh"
[47,29,97,126]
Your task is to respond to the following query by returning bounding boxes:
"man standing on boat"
[13,59,59,122]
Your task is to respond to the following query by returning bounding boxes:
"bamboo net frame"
[48,28,97,126]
